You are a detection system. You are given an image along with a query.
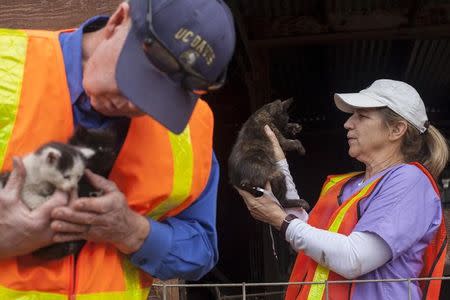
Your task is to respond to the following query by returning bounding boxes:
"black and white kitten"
[31,126,119,260]
[0,142,94,210]
[0,126,118,260]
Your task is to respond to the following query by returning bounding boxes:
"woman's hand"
[264,125,285,161]
[237,183,287,230]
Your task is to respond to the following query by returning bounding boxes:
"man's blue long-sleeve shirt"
[58,16,219,280]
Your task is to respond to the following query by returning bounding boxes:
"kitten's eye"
[63,175,72,180]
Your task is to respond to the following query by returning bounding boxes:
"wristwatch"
[280,214,298,238]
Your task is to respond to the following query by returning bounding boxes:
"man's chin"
[90,106,112,116]
[93,107,146,118]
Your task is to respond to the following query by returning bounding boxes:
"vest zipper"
[68,254,76,300]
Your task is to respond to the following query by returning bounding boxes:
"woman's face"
[344,108,391,163]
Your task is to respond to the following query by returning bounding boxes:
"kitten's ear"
[70,126,87,142]
[45,148,61,165]
[77,126,89,136]
[77,147,95,159]
[272,99,282,109]
[282,98,294,110]
[266,99,282,114]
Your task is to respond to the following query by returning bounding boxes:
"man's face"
[82,16,145,118]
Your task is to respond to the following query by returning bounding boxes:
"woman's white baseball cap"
[334,79,429,133]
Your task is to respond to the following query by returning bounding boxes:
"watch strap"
[280,214,298,238]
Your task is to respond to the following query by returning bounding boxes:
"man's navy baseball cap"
[116,0,236,134]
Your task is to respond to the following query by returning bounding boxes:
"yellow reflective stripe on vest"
[76,260,148,300]
[0,261,149,300]
[308,181,376,300]
[0,285,66,300]
[0,288,149,300]
[319,172,360,197]
[123,258,143,292]
[76,289,149,300]
[149,126,193,220]
[0,29,27,169]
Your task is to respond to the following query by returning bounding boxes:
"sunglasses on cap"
[143,0,227,93]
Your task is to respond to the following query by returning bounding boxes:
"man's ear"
[104,2,131,39]
[389,120,408,141]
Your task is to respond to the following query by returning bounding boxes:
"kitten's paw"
[298,199,310,211]
[294,140,306,155]
[89,189,104,197]
[285,198,310,211]
[286,123,302,135]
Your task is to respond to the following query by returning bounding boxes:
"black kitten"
[228,98,309,210]
[68,126,118,196]
[32,126,118,260]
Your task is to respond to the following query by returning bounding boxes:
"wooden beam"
[317,0,331,26]
[227,0,254,71]
[0,0,121,29]
[228,0,272,112]
[408,0,424,27]
[246,16,327,40]
[249,24,450,49]
[244,50,271,111]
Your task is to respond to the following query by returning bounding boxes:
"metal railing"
[152,276,450,300]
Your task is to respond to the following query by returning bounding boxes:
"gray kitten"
[228,98,310,210]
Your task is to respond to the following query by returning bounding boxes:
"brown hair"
[379,107,449,179]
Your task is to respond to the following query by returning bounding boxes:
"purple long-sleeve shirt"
[341,164,442,299]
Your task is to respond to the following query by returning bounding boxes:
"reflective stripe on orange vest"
[0,28,213,299]
[286,164,447,300]
[307,179,381,300]
[0,29,27,168]
[318,172,361,198]
[413,163,448,300]
[148,128,194,220]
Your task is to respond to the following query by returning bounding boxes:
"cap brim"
[116,26,198,134]
[334,93,387,113]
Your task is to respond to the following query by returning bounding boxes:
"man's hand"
[0,157,68,259]
[51,170,150,254]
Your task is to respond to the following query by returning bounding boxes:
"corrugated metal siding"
[405,39,450,89]
[267,39,450,125]
[331,0,404,12]
[229,0,450,119]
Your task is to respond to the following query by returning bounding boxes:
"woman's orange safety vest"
[285,163,447,300]
[0,28,214,299]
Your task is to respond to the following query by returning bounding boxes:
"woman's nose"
[344,114,355,130]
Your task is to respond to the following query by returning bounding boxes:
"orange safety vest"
[0,28,213,299]
[285,163,447,300]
